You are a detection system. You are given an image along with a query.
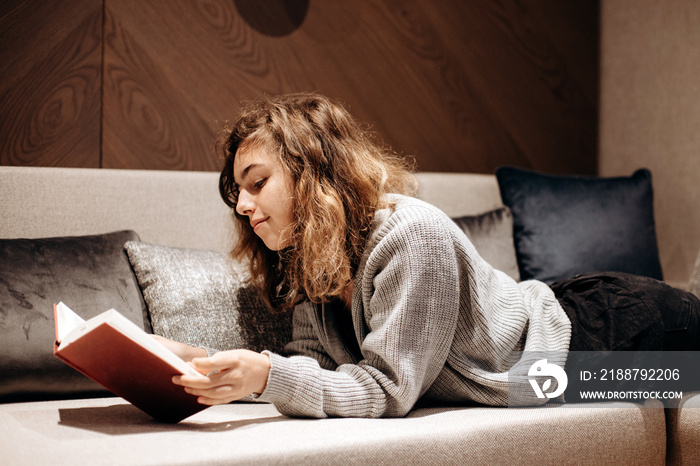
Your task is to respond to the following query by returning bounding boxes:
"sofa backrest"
[0,167,503,252]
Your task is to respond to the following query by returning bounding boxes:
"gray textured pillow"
[451,206,520,281]
[124,241,292,354]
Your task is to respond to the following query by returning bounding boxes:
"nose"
[235,189,255,216]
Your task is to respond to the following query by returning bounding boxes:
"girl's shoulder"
[378,193,452,226]
[358,194,472,279]
[370,194,459,244]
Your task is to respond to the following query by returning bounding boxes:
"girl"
[169,93,700,418]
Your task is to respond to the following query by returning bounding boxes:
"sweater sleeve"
[256,207,461,418]
[282,303,338,372]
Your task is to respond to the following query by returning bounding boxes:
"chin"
[261,238,282,251]
[259,231,289,252]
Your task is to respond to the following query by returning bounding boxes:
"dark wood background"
[1,0,599,174]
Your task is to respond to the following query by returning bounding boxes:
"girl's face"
[233,145,295,251]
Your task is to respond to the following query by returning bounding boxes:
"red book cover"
[53,303,208,423]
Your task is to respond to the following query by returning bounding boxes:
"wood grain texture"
[2,0,599,175]
[102,3,220,170]
[101,0,599,174]
[0,0,102,167]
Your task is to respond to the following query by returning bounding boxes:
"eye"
[253,178,267,190]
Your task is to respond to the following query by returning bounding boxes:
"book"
[53,302,208,423]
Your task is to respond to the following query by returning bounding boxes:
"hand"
[150,334,207,362]
[172,349,271,405]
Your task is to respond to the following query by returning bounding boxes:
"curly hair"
[219,93,416,312]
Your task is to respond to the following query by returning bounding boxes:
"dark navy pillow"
[496,167,663,284]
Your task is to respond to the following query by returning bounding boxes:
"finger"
[173,374,215,388]
[191,386,247,405]
[194,395,239,406]
[190,352,240,373]
[183,384,237,400]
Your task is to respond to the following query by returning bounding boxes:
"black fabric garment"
[550,271,700,352]
[551,272,700,399]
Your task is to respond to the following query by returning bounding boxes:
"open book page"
[54,301,86,342]
[54,302,204,379]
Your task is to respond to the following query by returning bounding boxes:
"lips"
[251,218,268,232]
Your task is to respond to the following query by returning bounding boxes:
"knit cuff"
[254,351,298,406]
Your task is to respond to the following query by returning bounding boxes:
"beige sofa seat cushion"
[666,392,700,465]
[0,398,666,465]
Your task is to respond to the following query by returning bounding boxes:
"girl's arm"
[258,210,462,418]
[282,302,339,371]
[172,303,338,404]
[176,204,463,418]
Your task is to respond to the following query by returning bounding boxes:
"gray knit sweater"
[256,195,571,418]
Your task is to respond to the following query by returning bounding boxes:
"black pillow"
[496,167,663,284]
[0,231,148,402]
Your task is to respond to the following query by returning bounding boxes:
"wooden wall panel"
[101,3,220,171]
[100,0,599,174]
[2,0,599,175]
[0,0,102,167]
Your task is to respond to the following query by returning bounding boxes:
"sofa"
[1,165,699,465]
